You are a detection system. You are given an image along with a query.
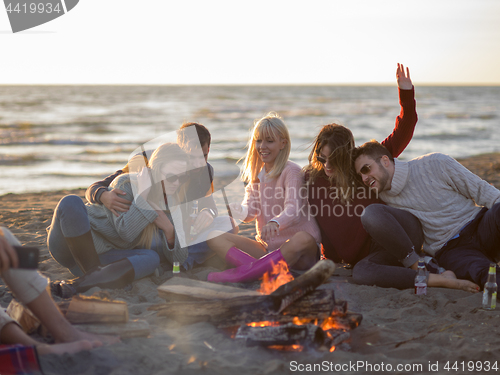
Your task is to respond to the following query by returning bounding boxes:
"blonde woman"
[207,113,321,283]
[48,143,189,295]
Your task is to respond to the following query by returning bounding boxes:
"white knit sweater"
[380,153,500,256]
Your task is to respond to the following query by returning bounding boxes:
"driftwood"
[149,260,338,325]
[64,295,129,324]
[6,300,40,334]
[157,277,261,301]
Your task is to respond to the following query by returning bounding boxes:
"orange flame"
[245,313,348,352]
[268,344,304,352]
[321,316,349,331]
[257,260,294,294]
[247,321,280,327]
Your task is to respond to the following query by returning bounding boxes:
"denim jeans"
[47,195,160,279]
[352,204,424,289]
[436,205,500,288]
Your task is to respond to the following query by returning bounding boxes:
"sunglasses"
[164,174,189,184]
[358,157,382,176]
[316,155,327,165]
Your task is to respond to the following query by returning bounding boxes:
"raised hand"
[396,63,413,90]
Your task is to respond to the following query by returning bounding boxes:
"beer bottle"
[482,263,497,310]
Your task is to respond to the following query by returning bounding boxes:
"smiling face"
[160,160,187,195]
[354,154,392,193]
[254,130,286,170]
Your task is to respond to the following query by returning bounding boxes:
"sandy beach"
[1,154,500,375]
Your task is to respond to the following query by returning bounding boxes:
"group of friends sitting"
[1,63,499,362]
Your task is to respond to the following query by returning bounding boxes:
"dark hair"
[353,140,394,164]
[304,124,356,204]
[178,122,211,148]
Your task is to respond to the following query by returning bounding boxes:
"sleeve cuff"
[95,188,107,204]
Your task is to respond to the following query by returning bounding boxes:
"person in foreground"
[0,227,118,358]
[206,112,321,283]
[48,143,190,295]
[352,140,498,291]
[304,63,417,266]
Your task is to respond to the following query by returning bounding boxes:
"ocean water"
[0,85,499,196]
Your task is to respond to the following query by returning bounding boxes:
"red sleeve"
[381,87,417,158]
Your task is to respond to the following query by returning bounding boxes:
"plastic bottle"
[172,262,180,274]
[482,263,497,310]
[414,258,427,295]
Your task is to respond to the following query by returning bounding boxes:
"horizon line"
[1,82,500,87]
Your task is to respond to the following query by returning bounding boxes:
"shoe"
[51,259,135,297]
[65,230,101,274]
[208,249,285,283]
[225,246,255,267]
[50,280,78,299]
[75,259,135,293]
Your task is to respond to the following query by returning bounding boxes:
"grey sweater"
[86,173,189,264]
[379,153,500,256]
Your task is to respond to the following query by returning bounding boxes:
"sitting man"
[0,227,117,361]
[86,122,233,271]
[352,140,499,291]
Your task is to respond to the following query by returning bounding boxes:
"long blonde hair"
[241,112,291,183]
[134,143,187,249]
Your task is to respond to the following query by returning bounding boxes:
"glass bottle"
[190,201,198,237]
[482,263,497,310]
[414,258,427,295]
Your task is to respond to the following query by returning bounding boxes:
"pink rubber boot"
[225,246,256,267]
[208,249,286,283]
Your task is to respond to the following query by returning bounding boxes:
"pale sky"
[1,0,499,84]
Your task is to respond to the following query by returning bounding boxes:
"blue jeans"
[183,216,237,270]
[352,204,424,289]
[436,205,500,288]
[47,195,160,279]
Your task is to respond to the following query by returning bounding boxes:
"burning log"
[215,290,338,328]
[236,323,326,349]
[270,259,336,313]
[149,260,337,325]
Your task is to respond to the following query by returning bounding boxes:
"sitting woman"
[305,64,478,291]
[206,112,321,283]
[47,143,190,294]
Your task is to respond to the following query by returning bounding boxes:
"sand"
[1,154,500,375]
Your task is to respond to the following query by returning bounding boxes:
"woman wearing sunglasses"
[47,143,190,295]
[206,113,321,283]
[304,64,416,267]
